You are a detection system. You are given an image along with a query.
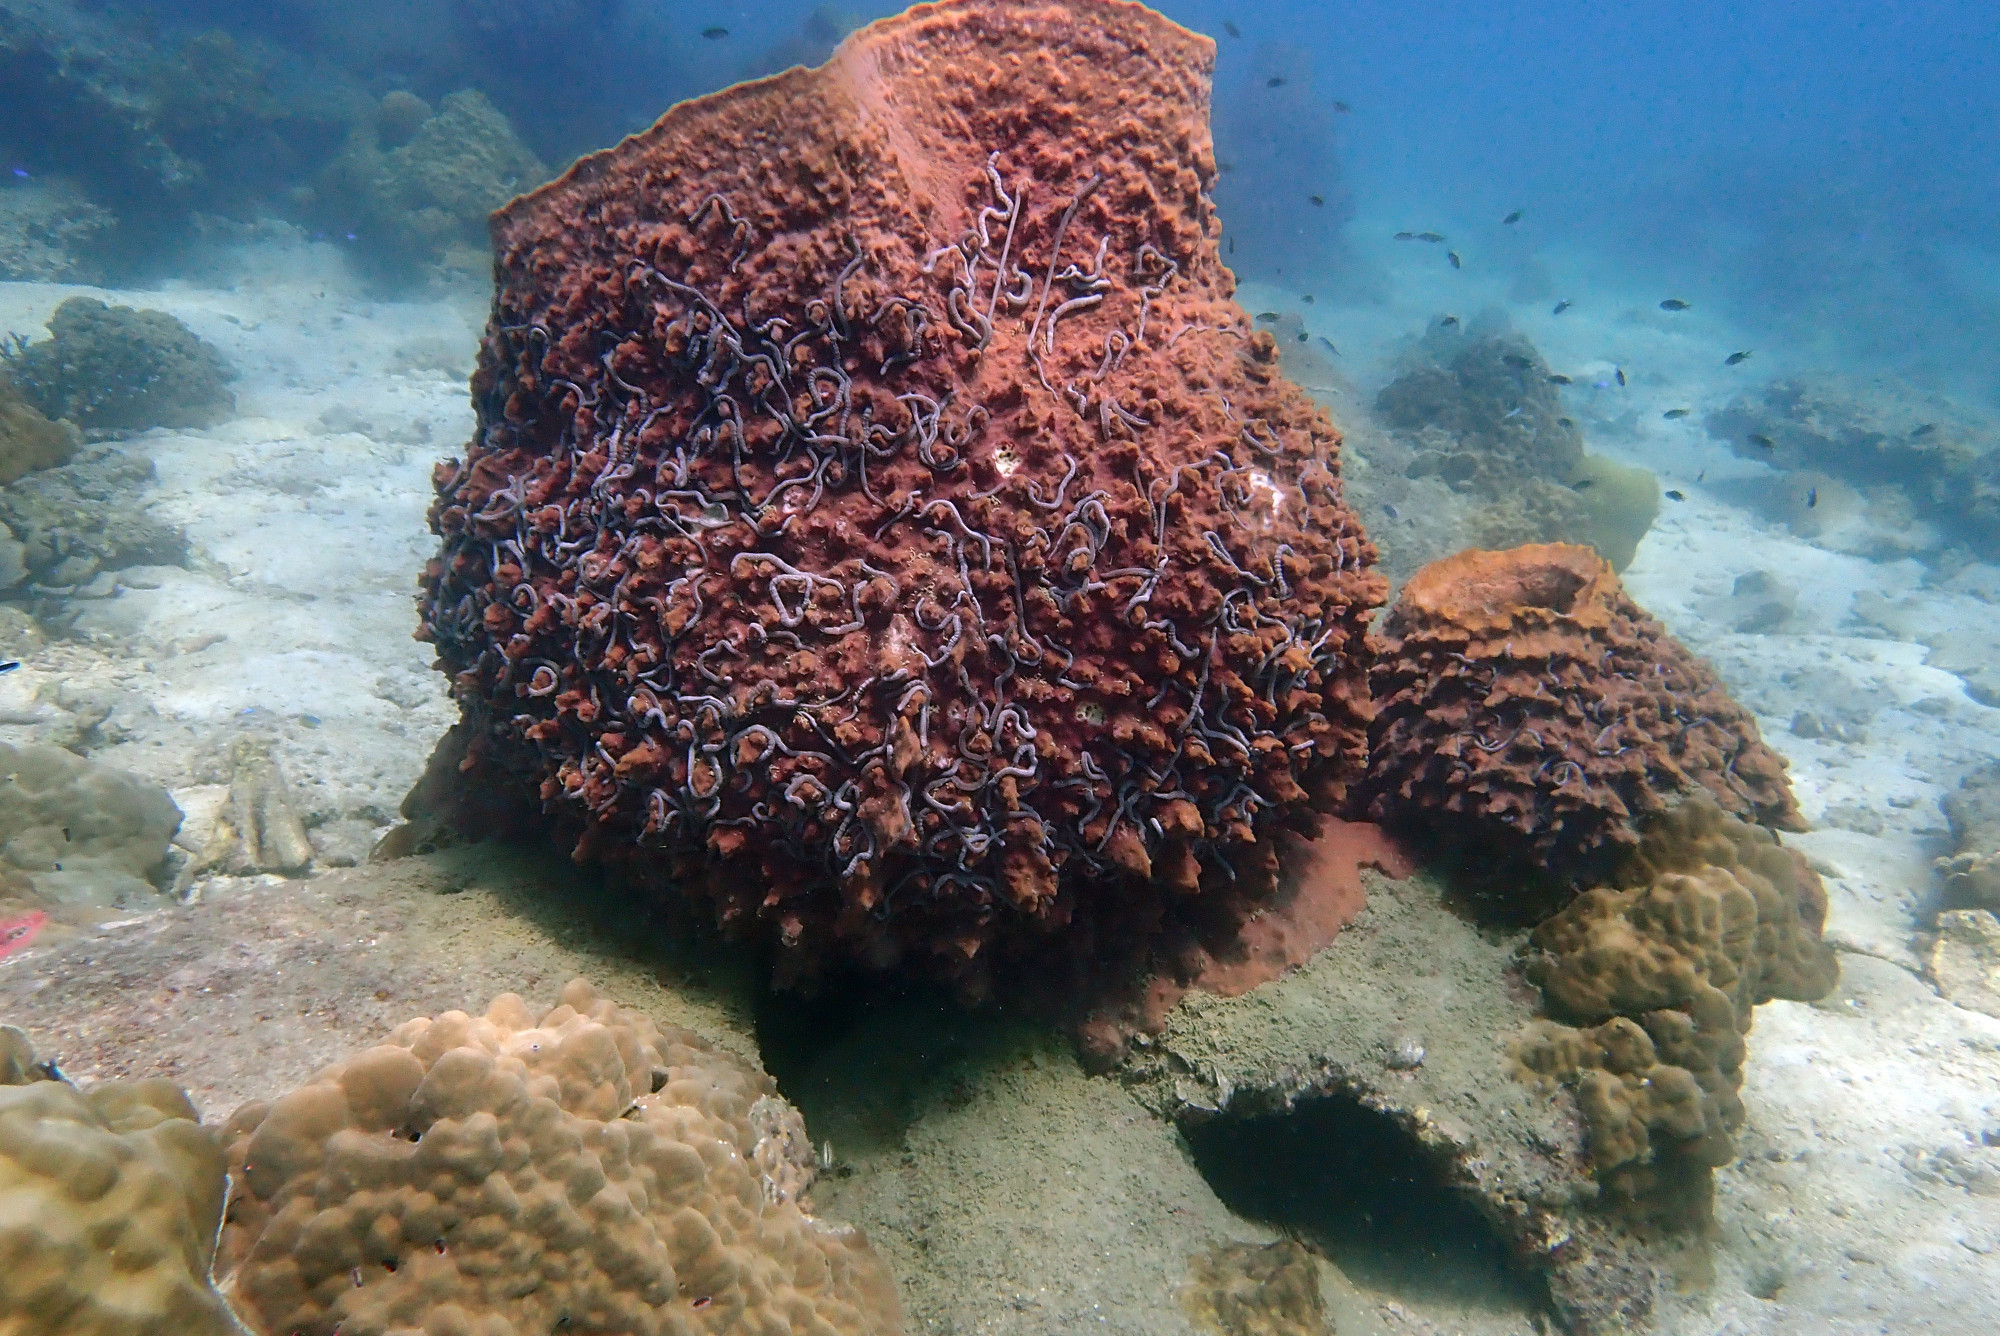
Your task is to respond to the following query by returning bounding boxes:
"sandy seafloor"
[2,227,1998,1336]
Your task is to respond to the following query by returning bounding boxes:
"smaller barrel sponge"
[2,297,234,432]
[1362,543,1801,890]
[1509,798,1837,1219]
[0,1025,239,1336]
[213,979,902,1336]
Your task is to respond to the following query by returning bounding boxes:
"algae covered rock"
[3,297,233,431]
[1940,760,2000,911]
[1371,326,1659,572]
[316,88,547,277]
[0,739,182,910]
[0,441,186,591]
[0,1025,237,1336]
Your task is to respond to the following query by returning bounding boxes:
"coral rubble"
[1941,759,2000,911]
[1363,544,1799,892]
[215,979,901,1336]
[0,1025,237,1336]
[3,297,233,431]
[415,0,1382,990]
[1509,798,1838,1218]
[0,739,183,912]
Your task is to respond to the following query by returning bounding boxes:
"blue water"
[115,0,2000,403]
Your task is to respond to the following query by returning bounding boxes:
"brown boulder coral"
[1362,543,1798,893]
[214,979,900,1336]
[414,0,1382,990]
[1509,797,1837,1219]
[0,1025,237,1336]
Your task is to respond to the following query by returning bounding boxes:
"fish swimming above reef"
[1438,314,1460,328]
[1309,194,1325,206]
[701,26,729,40]
[1807,487,1819,508]
[1224,20,1241,36]
[1662,408,1691,420]
[1659,298,1691,311]
[1548,374,1572,385]
[1748,433,1775,448]
[1448,250,1462,268]
[1334,100,1352,113]
[1725,350,1753,365]
[1416,231,1447,243]
[1255,311,1282,322]
[1615,366,1627,386]
[1502,354,1534,369]
[1911,422,1937,438]
[1552,299,1571,314]
[1267,76,1286,87]
[1502,209,1523,225]
[1394,231,1417,240]
[0,659,19,674]
[1665,489,1686,501]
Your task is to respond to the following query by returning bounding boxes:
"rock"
[0,739,182,910]
[0,378,81,486]
[1929,910,2000,1019]
[1,297,233,431]
[187,736,314,880]
[1940,763,2000,910]
[1706,569,1797,633]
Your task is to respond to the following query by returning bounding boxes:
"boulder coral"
[215,979,901,1336]
[0,1026,238,1336]
[1362,544,1798,893]
[2,297,233,432]
[415,0,1382,990]
[1509,797,1837,1218]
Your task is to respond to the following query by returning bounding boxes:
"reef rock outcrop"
[0,374,80,486]
[415,0,1382,991]
[1362,544,1798,893]
[0,1025,238,1336]
[215,979,901,1336]
[3,297,233,431]
[1509,797,1837,1218]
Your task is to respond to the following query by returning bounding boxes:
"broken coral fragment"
[1363,543,1799,890]
[414,0,1382,993]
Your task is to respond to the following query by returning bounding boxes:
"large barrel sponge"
[1509,798,1837,1219]
[0,1026,237,1336]
[1362,543,1799,891]
[214,979,901,1336]
[414,0,1382,992]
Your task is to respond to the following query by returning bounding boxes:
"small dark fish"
[1807,487,1818,508]
[1255,311,1282,323]
[1228,236,1235,254]
[701,26,729,39]
[1748,433,1775,449]
[1334,100,1352,113]
[1438,315,1460,328]
[1448,250,1462,268]
[1552,299,1571,315]
[1225,21,1242,37]
[1696,469,1706,482]
[1382,502,1400,519]
[1659,298,1690,311]
[1267,76,1286,88]
[1302,294,1315,304]
[1558,416,1576,428]
[1502,354,1534,369]
[1615,366,1627,387]
[0,660,18,674]
[1309,194,1325,207]
[1662,408,1690,420]
[1318,336,1341,356]
[1394,231,1417,240]
[1724,350,1752,366]
[1296,331,1308,343]
[1218,159,1235,172]
[1548,374,1572,385]
[1911,423,1937,438]
[1570,478,1596,491]
[1416,231,1447,243]
[1502,210,1523,225]
[1665,489,1686,501]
